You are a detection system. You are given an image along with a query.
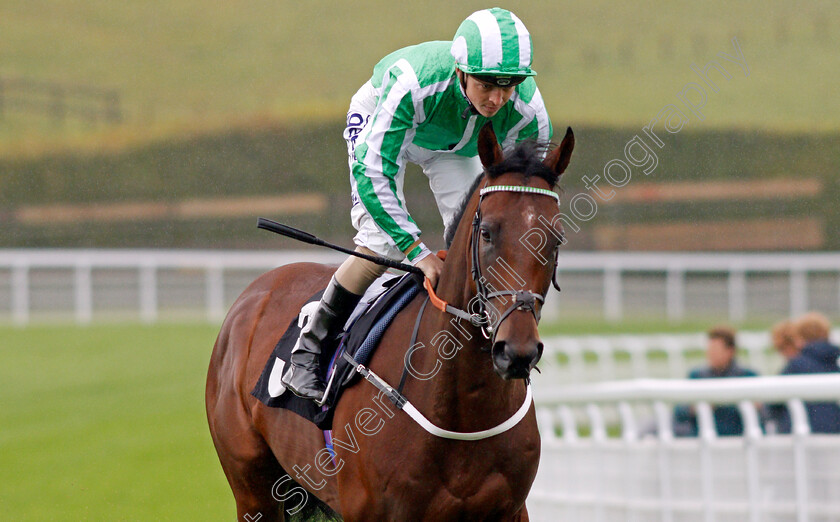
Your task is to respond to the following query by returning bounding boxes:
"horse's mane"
[444,140,558,247]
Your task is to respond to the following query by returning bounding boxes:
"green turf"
[1,0,838,151]
[0,323,233,521]
[0,319,779,518]
[538,317,777,337]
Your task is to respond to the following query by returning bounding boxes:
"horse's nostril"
[492,341,509,361]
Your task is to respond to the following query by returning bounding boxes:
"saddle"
[251,272,423,429]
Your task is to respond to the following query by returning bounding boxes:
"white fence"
[552,252,840,323]
[536,330,840,384]
[0,249,342,324]
[528,375,840,522]
[1,250,840,325]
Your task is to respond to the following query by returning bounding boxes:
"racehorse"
[206,122,574,521]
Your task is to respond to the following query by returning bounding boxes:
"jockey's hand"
[415,254,444,289]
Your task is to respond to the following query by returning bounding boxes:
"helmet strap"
[456,69,479,119]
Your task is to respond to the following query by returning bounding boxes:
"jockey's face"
[459,71,515,117]
[706,337,735,372]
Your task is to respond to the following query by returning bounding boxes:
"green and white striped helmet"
[451,8,536,79]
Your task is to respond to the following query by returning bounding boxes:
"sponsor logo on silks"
[346,112,366,128]
[346,112,370,151]
[495,76,512,86]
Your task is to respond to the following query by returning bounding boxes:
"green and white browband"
[480,185,560,204]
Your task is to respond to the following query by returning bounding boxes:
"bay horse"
[206,122,574,521]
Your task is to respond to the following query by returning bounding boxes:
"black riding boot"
[282,276,362,402]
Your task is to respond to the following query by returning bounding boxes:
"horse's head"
[472,122,574,380]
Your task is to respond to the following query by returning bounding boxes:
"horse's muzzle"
[491,340,543,380]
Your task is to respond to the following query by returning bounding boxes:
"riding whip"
[257,217,423,275]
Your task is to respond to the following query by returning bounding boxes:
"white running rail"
[1,249,839,325]
[535,330,840,384]
[528,374,840,522]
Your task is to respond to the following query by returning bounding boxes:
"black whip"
[257,217,423,275]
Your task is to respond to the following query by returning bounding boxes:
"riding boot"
[282,276,362,402]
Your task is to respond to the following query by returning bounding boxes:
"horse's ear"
[544,127,575,176]
[477,122,503,169]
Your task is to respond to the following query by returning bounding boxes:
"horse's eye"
[480,227,492,242]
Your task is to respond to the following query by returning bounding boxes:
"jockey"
[283,7,553,402]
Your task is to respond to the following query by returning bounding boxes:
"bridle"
[346,182,563,440]
[424,183,563,345]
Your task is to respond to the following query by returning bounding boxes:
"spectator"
[768,312,840,434]
[771,319,799,361]
[673,326,758,437]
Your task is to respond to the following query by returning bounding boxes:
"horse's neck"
[411,204,523,426]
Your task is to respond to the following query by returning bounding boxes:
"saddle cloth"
[251,272,423,429]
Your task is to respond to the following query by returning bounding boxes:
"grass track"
[539,317,775,337]
[0,323,232,521]
[0,318,778,519]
